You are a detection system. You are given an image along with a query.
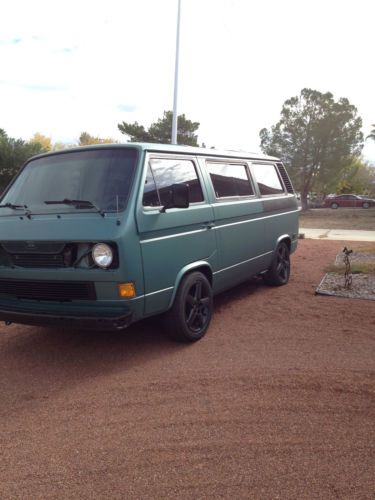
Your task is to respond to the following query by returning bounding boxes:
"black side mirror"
[160,183,189,212]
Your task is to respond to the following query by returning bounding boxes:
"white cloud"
[0,0,374,160]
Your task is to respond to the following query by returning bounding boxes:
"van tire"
[264,241,290,286]
[165,272,213,342]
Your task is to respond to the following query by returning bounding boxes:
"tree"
[118,110,200,146]
[30,132,52,151]
[366,124,375,142]
[334,158,375,196]
[53,142,75,151]
[259,89,364,209]
[78,132,117,146]
[0,129,47,193]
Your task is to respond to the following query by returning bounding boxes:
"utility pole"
[171,0,181,144]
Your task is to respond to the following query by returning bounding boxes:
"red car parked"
[324,194,375,209]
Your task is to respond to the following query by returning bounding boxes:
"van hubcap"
[185,281,210,332]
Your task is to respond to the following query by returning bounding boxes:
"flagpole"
[171,0,181,144]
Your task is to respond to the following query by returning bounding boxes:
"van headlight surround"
[92,243,113,268]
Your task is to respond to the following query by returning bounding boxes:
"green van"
[0,143,298,341]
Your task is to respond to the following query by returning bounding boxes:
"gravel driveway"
[1,240,374,499]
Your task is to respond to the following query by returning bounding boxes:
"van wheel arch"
[275,235,291,252]
[168,263,213,310]
[193,265,213,286]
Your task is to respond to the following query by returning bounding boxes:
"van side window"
[143,158,204,206]
[207,162,253,198]
[252,163,285,195]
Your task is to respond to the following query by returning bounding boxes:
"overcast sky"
[1,0,374,162]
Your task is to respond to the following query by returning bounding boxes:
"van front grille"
[0,279,96,301]
[11,254,65,268]
[0,241,75,268]
[1,241,66,254]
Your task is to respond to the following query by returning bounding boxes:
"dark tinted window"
[1,149,138,212]
[142,164,160,207]
[207,162,253,198]
[143,158,204,206]
[252,163,284,195]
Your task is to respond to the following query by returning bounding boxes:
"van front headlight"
[92,243,113,268]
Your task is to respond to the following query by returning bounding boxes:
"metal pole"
[171,0,181,144]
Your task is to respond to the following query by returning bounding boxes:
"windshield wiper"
[0,203,28,210]
[44,198,105,217]
[0,202,32,218]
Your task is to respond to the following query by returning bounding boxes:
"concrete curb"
[299,227,375,242]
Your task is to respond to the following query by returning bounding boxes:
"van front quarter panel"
[136,153,218,316]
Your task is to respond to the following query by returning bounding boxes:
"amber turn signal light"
[118,282,136,298]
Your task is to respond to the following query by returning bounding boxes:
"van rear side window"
[143,158,204,206]
[252,163,285,195]
[207,162,253,198]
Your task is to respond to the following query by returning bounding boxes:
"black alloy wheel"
[165,271,213,342]
[264,241,290,286]
[185,280,210,333]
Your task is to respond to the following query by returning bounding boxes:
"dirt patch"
[299,207,375,230]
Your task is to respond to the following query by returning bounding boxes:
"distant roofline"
[29,142,280,163]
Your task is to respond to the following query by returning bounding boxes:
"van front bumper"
[0,304,134,331]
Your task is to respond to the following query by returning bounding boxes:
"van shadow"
[214,276,268,313]
[0,317,189,415]
[0,277,268,416]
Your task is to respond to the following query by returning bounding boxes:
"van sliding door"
[205,160,267,293]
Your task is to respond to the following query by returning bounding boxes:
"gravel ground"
[317,273,375,301]
[1,240,375,499]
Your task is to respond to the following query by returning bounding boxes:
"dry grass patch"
[299,207,375,230]
[324,262,375,275]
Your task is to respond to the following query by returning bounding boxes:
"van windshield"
[0,148,138,214]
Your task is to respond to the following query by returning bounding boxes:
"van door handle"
[202,222,215,229]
